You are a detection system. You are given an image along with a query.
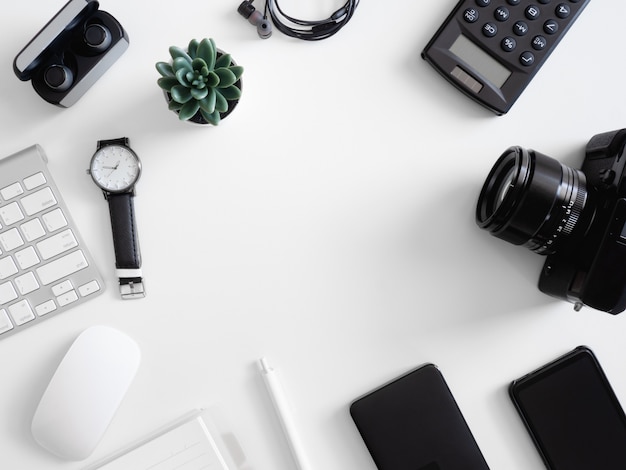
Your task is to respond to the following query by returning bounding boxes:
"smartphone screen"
[510,346,626,469]
[350,363,489,470]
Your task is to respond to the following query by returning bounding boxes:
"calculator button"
[532,35,547,50]
[482,22,498,37]
[520,51,535,66]
[538,0,551,4]
[451,67,484,93]
[463,8,480,23]
[544,19,559,34]
[513,21,529,35]
[476,0,490,6]
[507,0,521,4]
[555,3,570,18]
[501,37,517,51]
[494,7,510,21]
[525,5,541,20]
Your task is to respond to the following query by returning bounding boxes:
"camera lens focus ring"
[476,146,590,255]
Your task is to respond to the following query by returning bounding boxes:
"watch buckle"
[120,279,145,299]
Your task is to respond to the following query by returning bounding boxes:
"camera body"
[541,129,626,313]
[477,129,626,314]
[13,0,128,107]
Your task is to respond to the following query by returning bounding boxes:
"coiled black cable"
[262,0,359,41]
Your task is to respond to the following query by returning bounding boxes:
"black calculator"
[422,0,590,115]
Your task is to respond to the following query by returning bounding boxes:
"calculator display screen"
[449,34,511,88]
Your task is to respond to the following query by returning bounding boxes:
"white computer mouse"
[31,325,141,460]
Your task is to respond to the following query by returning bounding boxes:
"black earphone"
[238,0,273,38]
[237,0,359,41]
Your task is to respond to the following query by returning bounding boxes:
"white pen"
[258,357,311,470]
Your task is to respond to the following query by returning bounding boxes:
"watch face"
[90,144,141,192]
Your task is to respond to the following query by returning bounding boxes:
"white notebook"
[84,410,234,470]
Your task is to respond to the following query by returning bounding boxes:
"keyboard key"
[20,218,46,242]
[42,208,67,232]
[23,172,46,190]
[78,280,101,297]
[52,280,73,296]
[0,202,24,225]
[15,272,39,296]
[57,290,78,307]
[21,187,57,216]
[36,250,88,285]
[0,256,18,280]
[0,309,13,334]
[9,300,35,326]
[15,246,40,270]
[35,300,56,316]
[0,282,17,305]
[0,228,24,252]
[0,182,23,200]
[36,229,77,260]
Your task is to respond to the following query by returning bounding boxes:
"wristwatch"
[88,137,145,299]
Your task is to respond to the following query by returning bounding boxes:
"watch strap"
[107,191,145,299]
[98,136,130,150]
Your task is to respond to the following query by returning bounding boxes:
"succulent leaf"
[215,54,232,69]
[229,65,244,81]
[199,88,217,114]
[157,76,179,91]
[207,71,219,88]
[200,108,221,126]
[179,100,201,121]
[215,68,237,88]
[197,38,216,71]
[218,85,242,101]
[187,39,199,59]
[168,100,183,111]
[169,46,192,62]
[176,68,191,87]
[215,91,228,113]
[191,87,208,100]
[171,85,193,103]
[156,62,174,77]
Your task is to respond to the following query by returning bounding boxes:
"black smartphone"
[510,346,626,469]
[421,0,590,114]
[350,363,489,470]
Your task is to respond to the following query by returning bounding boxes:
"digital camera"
[476,129,626,314]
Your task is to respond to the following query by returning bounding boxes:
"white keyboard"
[0,145,104,339]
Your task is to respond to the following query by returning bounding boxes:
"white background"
[1,1,625,469]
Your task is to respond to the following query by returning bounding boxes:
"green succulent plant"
[156,38,243,124]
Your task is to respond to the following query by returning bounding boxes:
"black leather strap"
[107,192,141,271]
[98,136,129,150]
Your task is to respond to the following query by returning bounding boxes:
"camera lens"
[476,146,590,255]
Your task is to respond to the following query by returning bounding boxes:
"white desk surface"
[1,1,625,469]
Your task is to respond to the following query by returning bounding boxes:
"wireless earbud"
[238,0,272,39]
[44,64,73,91]
[84,23,112,52]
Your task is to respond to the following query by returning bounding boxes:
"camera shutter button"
[84,24,112,52]
[44,65,73,91]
